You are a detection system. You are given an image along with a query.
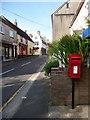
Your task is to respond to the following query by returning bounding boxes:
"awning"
[82,27,90,39]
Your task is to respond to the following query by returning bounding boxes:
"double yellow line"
[0,62,46,112]
[0,75,33,112]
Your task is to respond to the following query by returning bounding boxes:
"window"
[35,36,38,39]
[30,48,32,53]
[85,2,88,9]
[23,39,26,44]
[9,30,14,37]
[21,39,23,42]
[35,49,38,52]
[35,42,39,46]
[66,2,70,8]
[20,36,23,42]
[0,24,5,34]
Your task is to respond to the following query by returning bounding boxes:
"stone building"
[0,16,17,61]
[0,16,34,60]
[51,0,84,41]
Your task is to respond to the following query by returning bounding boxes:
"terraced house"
[0,16,17,61]
[0,16,34,61]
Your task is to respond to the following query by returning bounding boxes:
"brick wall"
[50,65,90,106]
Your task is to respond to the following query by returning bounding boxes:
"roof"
[51,0,70,15]
[51,0,85,29]
[0,16,34,43]
[69,1,85,28]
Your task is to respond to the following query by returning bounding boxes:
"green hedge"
[44,60,59,76]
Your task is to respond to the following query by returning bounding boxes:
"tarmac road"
[0,55,50,118]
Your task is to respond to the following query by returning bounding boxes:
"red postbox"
[68,54,81,78]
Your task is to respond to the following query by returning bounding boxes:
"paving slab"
[48,105,90,119]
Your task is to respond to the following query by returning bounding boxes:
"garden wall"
[51,65,90,106]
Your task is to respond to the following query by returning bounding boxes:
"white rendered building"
[69,0,89,36]
[33,31,48,55]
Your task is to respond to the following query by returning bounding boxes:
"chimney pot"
[14,19,17,26]
[25,30,27,33]
[37,30,40,36]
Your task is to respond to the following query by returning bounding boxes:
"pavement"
[48,105,89,119]
[10,71,50,118]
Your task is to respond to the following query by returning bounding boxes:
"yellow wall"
[28,41,34,55]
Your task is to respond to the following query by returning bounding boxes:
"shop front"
[19,43,28,58]
[1,40,17,61]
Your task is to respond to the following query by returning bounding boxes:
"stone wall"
[51,65,90,106]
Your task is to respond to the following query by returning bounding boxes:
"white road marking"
[1,84,15,88]
[21,96,27,99]
[0,68,15,76]
[21,62,31,67]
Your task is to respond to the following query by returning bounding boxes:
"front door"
[5,45,9,59]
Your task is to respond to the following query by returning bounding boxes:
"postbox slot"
[72,58,80,60]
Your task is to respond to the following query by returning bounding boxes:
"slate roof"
[0,16,34,43]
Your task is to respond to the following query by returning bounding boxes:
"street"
[0,55,50,118]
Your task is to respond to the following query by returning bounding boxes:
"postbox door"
[70,64,81,78]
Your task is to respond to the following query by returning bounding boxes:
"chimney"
[29,34,33,38]
[14,19,17,26]
[37,30,41,36]
[25,30,27,33]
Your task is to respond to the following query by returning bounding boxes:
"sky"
[1,1,66,42]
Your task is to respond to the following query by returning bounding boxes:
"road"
[0,55,50,118]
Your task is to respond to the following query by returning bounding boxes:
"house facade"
[0,16,34,60]
[17,34,28,57]
[82,0,90,39]
[69,0,88,36]
[51,0,84,41]
[28,34,35,55]
[33,31,48,55]
[13,22,34,58]
[0,16,18,61]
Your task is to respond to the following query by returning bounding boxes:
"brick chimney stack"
[14,19,17,26]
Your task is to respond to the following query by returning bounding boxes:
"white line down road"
[21,62,31,67]
[0,68,15,76]
[0,61,31,76]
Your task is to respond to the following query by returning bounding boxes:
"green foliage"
[78,38,90,62]
[85,17,90,27]
[48,34,90,66]
[44,60,59,76]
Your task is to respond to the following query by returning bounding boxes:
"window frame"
[0,24,5,34]
[35,41,39,46]
[66,2,70,8]
[9,30,14,38]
